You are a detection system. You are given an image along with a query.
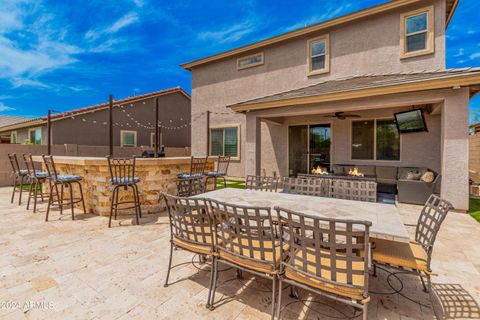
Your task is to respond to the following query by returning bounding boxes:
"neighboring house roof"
[180,0,459,70]
[0,87,190,132]
[228,68,480,112]
[0,115,33,128]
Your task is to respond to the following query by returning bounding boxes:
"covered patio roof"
[228,68,480,112]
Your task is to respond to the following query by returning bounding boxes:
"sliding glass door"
[288,124,331,176]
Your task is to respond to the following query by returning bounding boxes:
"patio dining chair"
[43,155,86,222]
[162,193,216,309]
[204,156,230,190]
[177,156,208,180]
[275,207,372,320]
[245,175,280,192]
[8,153,28,205]
[23,154,48,213]
[206,199,284,319]
[282,177,331,197]
[370,194,453,293]
[176,176,206,197]
[107,156,142,228]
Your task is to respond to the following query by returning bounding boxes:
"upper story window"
[237,52,264,70]
[400,6,434,59]
[307,34,330,76]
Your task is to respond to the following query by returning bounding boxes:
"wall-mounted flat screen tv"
[394,109,427,134]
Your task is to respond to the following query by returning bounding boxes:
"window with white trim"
[121,130,137,147]
[210,126,239,158]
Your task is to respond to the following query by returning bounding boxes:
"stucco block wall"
[7,92,191,148]
[190,0,446,177]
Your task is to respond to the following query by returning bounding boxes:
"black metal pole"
[155,97,159,158]
[109,94,113,157]
[206,110,210,156]
[47,109,51,155]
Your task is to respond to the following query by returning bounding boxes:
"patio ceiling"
[228,68,480,112]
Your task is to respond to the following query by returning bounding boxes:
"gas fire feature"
[348,167,365,177]
[311,166,329,175]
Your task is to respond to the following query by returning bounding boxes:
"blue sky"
[0,0,479,120]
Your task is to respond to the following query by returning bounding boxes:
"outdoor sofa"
[331,164,440,205]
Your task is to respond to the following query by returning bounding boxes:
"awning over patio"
[229,68,480,112]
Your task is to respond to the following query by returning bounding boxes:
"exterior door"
[288,124,331,176]
[288,125,308,176]
[309,124,331,172]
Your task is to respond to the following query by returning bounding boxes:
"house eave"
[180,0,458,71]
[229,73,480,112]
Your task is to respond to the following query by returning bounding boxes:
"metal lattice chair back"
[282,177,331,197]
[276,207,371,294]
[207,199,277,265]
[176,177,206,197]
[42,155,58,180]
[415,194,453,254]
[330,179,377,202]
[216,156,230,174]
[163,193,214,250]
[22,154,37,177]
[190,156,208,177]
[8,153,22,175]
[108,157,136,184]
[245,175,279,192]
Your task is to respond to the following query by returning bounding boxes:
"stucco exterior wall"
[258,106,441,177]
[190,0,446,176]
[6,92,191,148]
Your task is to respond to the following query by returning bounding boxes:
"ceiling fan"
[323,112,361,120]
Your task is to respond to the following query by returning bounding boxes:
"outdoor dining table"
[192,188,410,243]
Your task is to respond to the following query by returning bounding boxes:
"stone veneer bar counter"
[32,156,213,216]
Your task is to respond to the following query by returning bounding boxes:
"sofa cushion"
[377,178,397,185]
[376,166,397,180]
[420,171,435,183]
[357,165,376,177]
[332,165,344,175]
[398,167,428,180]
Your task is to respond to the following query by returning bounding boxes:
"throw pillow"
[420,171,435,183]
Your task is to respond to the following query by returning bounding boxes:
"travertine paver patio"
[0,186,479,320]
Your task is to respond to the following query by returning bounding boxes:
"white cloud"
[0,102,15,112]
[470,53,480,60]
[285,4,353,31]
[198,20,258,44]
[85,11,139,41]
[454,48,465,57]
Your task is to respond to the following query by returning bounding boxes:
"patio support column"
[441,88,469,211]
[245,113,261,176]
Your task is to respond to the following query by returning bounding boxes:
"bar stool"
[204,156,230,190]
[23,154,48,213]
[177,156,208,180]
[8,153,28,205]
[43,155,86,221]
[107,156,142,228]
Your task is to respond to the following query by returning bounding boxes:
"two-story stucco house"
[182,0,480,211]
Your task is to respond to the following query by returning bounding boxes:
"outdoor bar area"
[31,155,213,215]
